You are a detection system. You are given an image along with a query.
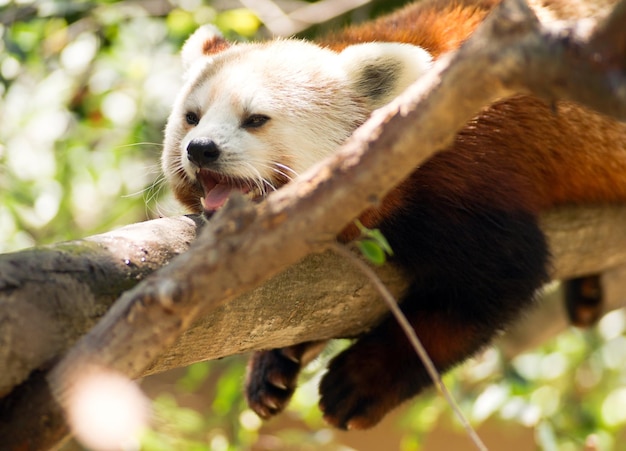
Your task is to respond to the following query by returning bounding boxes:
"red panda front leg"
[246,341,327,418]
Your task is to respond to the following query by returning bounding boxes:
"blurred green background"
[2,1,626,449]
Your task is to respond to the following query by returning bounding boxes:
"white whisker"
[243,158,299,187]
[241,162,271,195]
[274,163,299,178]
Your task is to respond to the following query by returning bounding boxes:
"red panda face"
[162,26,432,214]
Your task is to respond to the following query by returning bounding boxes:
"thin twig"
[241,0,372,36]
[331,242,488,451]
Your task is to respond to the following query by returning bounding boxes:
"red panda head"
[162,26,432,214]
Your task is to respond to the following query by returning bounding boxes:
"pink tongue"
[204,183,233,211]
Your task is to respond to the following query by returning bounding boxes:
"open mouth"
[196,169,257,213]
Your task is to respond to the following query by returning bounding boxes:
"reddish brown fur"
[333,0,626,242]
[321,0,499,57]
[315,1,626,428]
[202,36,230,55]
[318,310,492,428]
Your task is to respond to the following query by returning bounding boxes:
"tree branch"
[0,215,202,397]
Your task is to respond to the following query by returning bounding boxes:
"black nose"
[187,138,221,168]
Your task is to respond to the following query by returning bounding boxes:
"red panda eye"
[185,112,199,126]
[242,114,270,129]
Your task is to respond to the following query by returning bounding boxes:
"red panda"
[161,0,626,430]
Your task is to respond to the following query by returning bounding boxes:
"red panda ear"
[339,43,432,110]
[181,25,231,73]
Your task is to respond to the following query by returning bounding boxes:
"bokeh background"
[2,0,626,449]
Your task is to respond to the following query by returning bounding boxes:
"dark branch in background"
[0,4,38,26]
[0,0,626,449]
[0,1,170,26]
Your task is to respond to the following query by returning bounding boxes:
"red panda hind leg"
[317,205,550,429]
[319,311,494,429]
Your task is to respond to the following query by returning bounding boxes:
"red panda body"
[329,0,626,238]
[162,0,626,430]
[248,0,626,430]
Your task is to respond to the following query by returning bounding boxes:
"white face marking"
[162,37,432,212]
[163,41,369,210]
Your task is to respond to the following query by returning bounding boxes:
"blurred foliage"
[2,0,626,450]
[405,306,626,450]
[2,0,174,250]
[0,0,272,252]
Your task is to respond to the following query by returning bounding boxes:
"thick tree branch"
[1,0,626,449]
[1,206,625,390]
[0,215,202,397]
[139,205,626,375]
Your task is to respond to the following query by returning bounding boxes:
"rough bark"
[0,216,203,398]
[1,206,626,392]
[1,0,626,449]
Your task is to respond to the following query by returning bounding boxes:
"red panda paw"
[245,349,301,419]
[319,340,409,430]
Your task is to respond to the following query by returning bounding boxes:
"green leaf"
[353,219,394,264]
[367,227,394,256]
[357,239,387,266]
